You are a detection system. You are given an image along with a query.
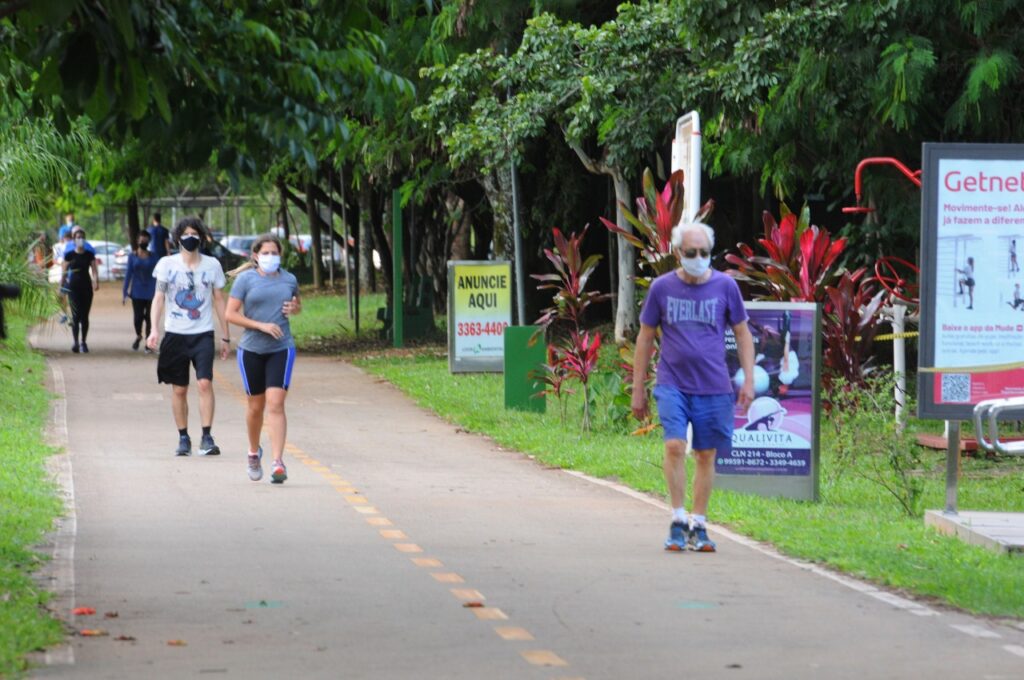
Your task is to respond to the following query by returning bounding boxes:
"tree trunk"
[305,181,323,289]
[566,139,636,342]
[480,170,513,260]
[126,195,141,248]
[372,184,393,301]
[611,170,637,341]
[358,182,376,292]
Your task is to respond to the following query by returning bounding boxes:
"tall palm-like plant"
[0,116,95,322]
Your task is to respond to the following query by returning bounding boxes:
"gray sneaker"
[247,447,263,481]
[175,435,191,457]
[270,460,287,484]
[198,434,220,456]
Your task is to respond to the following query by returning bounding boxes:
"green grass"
[355,349,1024,619]
[0,314,65,677]
[289,288,389,352]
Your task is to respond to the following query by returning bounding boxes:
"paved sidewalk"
[28,287,1024,679]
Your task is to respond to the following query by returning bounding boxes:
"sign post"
[717,302,822,501]
[447,261,513,373]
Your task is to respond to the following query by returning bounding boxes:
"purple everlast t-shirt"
[639,269,748,394]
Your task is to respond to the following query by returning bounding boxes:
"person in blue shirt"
[147,213,172,259]
[57,212,76,242]
[122,230,158,352]
[225,234,301,484]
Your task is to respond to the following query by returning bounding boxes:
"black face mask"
[179,235,201,252]
[139,241,150,250]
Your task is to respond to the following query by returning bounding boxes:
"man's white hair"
[671,222,715,250]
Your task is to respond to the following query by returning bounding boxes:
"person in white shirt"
[146,217,230,456]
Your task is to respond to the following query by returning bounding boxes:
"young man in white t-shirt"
[146,217,230,456]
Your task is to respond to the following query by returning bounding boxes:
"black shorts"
[158,331,215,386]
[237,347,296,396]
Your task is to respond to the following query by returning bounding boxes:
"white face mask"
[74,237,85,249]
[257,253,281,273]
[681,255,711,278]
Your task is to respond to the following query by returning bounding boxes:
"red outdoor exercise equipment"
[841,157,922,215]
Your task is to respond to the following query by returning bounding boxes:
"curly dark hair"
[172,216,209,244]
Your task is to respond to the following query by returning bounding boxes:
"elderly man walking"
[632,222,755,552]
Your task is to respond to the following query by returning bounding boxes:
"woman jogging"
[225,235,301,484]
[122,231,157,352]
[62,228,99,353]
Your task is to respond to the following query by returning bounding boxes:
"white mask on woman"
[257,254,281,273]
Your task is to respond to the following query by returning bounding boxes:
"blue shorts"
[653,385,735,450]
[237,347,296,395]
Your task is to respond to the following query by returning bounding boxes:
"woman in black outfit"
[61,229,99,353]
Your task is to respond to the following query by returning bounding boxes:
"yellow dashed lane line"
[215,368,580,676]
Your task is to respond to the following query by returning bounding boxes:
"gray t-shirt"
[229,268,300,354]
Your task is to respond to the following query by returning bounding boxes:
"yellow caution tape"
[873,331,919,341]
[919,361,1024,374]
[853,331,920,342]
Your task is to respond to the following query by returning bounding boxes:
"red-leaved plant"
[724,203,886,389]
[599,167,714,286]
[531,225,609,431]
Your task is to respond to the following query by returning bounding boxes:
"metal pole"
[892,304,906,432]
[510,158,526,326]
[327,166,335,290]
[944,419,960,514]
[392,189,403,348]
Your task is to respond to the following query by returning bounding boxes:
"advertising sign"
[918,144,1024,419]
[716,302,821,501]
[447,261,512,373]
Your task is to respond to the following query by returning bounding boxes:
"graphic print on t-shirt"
[665,296,719,326]
[170,270,210,320]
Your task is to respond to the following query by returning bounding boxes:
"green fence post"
[503,326,546,412]
[392,189,403,348]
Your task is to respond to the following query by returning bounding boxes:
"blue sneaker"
[689,524,717,552]
[664,521,689,551]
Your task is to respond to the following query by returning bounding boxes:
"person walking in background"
[122,230,157,352]
[632,222,755,553]
[146,217,230,457]
[1011,239,1019,274]
[148,212,172,259]
[57,212,77,243]
[226,235,301,484]
[61,228,99,353]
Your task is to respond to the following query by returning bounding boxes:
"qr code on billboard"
[941,373,971,403]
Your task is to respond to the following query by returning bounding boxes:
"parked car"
[203,238,246,272]
[225,235,258,257]
[111,243,132,279]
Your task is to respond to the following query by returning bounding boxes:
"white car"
[226,235,258,257]
[48,240,122,284]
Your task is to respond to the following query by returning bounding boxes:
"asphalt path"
[27,286,1024,679]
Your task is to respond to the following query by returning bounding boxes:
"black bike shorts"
[237,346,296,396]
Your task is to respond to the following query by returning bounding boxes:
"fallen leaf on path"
[114,635,136,642]
[73,607,96,616]
[167,639,188,646]
[79,629,107,637]
[462,602,484,608]
[104,611,119,618]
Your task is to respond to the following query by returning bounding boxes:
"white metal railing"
[973,397,1024,456]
